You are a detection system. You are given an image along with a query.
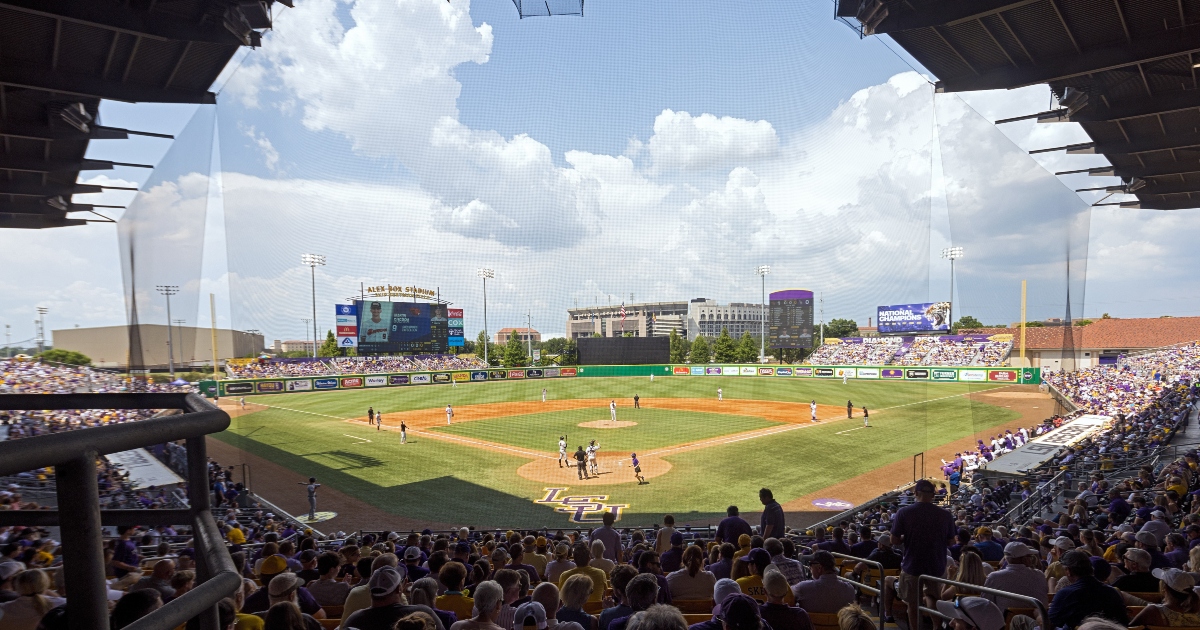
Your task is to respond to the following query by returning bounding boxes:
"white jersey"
[558,439,567,453]
[810,402,817,416]
[587,444,599,460]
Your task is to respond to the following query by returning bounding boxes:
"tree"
[1101,313,1112,319]
[1024,321,1044,328]
[37,348,91,366]
[822,318,859,339]
[317,330,340,357]
[736,332,759,363]
[541,337,569,355]
[952,315,984,333]
[1074,319,1093,327]
[558,339,578,365]
[503,332,528,367]
[689,335,711,363]
[712,328,736,362]
[592,332,602,338]
[669,330,686,363]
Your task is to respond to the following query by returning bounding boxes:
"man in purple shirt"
[591,511,623,563]
[707,543,735,580]
[759,489,785,540]
[849,526,876,559]
[716,506,753,545]
[890,479,956,630]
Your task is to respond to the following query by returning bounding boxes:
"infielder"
[446,404,454,425]
[542,388,547,403]
[810,399,818,423]
[717,388,723,401]
[298,477,320,520]
[401,421,408,443]
[609,400,617,423]
[239,397,246,409]
[558,435,568,468]
[862,406,869,428]
[587,440,600,476]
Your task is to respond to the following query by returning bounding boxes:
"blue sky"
[1,0,1195,347]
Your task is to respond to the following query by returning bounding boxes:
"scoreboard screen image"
[356,300,449,354]
[769,289,814,349]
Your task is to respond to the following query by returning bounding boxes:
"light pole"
[301,254,326,358]
[756,265,770,363]
[527,311,533,366]
[301,319,311,356]
[477,267,494,365]
[35,307,47,354]
[155,286,179,379]
[941,246,963,331]
[173,319,187,366]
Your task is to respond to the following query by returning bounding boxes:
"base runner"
[631,453,645,484]
[587,440,600,475]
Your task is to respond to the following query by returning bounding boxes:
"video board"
[877,302,951,334]
[356,300,450,353]
[769,289,814,349]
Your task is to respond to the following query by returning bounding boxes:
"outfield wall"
[201,365,1041,397]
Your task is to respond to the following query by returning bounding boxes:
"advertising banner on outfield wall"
[674,366,690,375]
[256,381,284,393]
[835,368,856,379]
[931,369,957,381]
[904,369,929,380]
[489,370,507,379]
[470,371,488,381]
[741,366,756,375]
[433,373,451,383]
[315,378,338,389]
[776,367,792,376]
[286,379,312,391]
[856,368,879,379]
[224,382,253,395]
[411,374,431,384]
[882,369,903,379]
[340,377,363,387]
[366,376,388,387]
[706,367,722,375]
[814,368,835,378]
[390,375,410,385]
[988,370,1018,382]
[794,367,813,377]
[508,370,526,379]
[560,368,577,376]
[453,372,470,382]
[758,367,774,375]
[960,369,986,382]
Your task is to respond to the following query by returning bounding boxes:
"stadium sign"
[959,369,986,382]
[453,372,471,382]
[560,368,578,377]
[544,368,560,378]
[470,371,488,381]
[389,375,411,385]
[224,382,253,395]
[705,367,722,375]
[856,368,879,379]
[835,368,856,379]
[814,368,835,377]
[527,369,544,378]
[673,366,690,375]
[314,378,339,389]
[881,369,903,379]
[722,366,740,375]
[758,367,775,375]
[988,370,1018,382]
[904,369,929,380]
[775,367,793,376]
[364,284,438,300]
[432,373,451,383]
[740,366,756,375]
[690,366,705,375]
[411,374,431,384]
[931,369,957,382]
[508,370,526,379]
[340,377,363,387]
[535,487,630,523]
[983,414,1110,474]
[365,376,388,387]
[489,370,508,379]
[286,379,312,392]
[794,367,814,377]
[256,381,284,393]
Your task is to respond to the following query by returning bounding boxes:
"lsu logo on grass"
[535,488,630,523]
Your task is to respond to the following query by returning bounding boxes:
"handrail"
[830,552,888,629]
[0,392,234,630]
[916,574,1049,625]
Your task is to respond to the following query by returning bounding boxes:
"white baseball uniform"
[610,401,616,422]
[446,405,454,425]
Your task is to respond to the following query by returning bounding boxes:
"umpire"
[574,446,589,480]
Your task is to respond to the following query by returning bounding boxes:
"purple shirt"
[890,501,956,577]
[592,526,622,562]
[760,501,785,539]
[716,516,753,544]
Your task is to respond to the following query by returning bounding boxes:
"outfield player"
[810,400,818,423]
[542,387,547,403]
[587,440,600,475]
[376,409,382,431]
[558,435,568,468]
[400,421,408,443]
[650,373,654,382]
[717,387,723,401]
[842,372,847,385]
[631,453,645,484]
[609,400,617,423]
[446,404,454,425]
[240,397,246,409]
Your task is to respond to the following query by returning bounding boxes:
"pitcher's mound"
[578,420,637,429]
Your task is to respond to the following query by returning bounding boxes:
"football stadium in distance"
[8,1,1200,628]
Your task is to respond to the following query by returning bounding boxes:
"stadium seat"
[683,614,711,625]
[322,605,343,618]
[673,600,713,614]
[808,612,840,630]
[1126,592,1163,603]
[320,619,341,630]
[584,601,604,614]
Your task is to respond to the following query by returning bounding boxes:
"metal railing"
[830,552,888,629]
[916,574,1049,626]
[0,393,236,630]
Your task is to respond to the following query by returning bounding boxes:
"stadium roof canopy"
[837,0,1200,211]
[0,0,288,229]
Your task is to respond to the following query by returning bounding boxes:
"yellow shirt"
[437,592,475,620]
[235,613,265,630]
[558,565,609,602]
[737,575,794,605]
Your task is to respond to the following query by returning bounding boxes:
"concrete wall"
[52,325,264,369]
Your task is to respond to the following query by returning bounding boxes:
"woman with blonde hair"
[557,574,598,630]
[665,545,716,600]
[940,550,986,600]
[837,604,877,630]
[1129,569,1200,627]
[0,569,65,630]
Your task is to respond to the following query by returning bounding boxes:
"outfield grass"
[215,376,1017,527]
[432,407,780,452]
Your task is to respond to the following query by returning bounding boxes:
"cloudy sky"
[2,0,1196,348]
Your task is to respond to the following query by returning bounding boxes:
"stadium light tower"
[155,286,179,379]
[477,267,495,365]
[756,265,770,363]
[301,254,326,358]
[35,307,47,355]
[941,246,963,331]
[301,319,311,356]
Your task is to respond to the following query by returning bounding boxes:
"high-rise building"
[687,298,765,340]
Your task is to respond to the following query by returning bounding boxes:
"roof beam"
[1032,131,1200,155]
[0,200,121,215]
[1060,162,1200,179]
[936,28,1200,92]
[0,213,85,229]
[873,0,1040,34]
[0,182,109,196]
[1064,88,1200,123]
[1132,197,1200,210]
[0,157,153,173]
[1138,180,1200,196]
[0,0,247,46]
[0,62,215,104]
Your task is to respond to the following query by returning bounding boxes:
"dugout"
[578,336,669,365]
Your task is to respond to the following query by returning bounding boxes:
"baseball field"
[207,376,1054,531]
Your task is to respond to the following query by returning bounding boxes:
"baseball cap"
[1124,548,1151,567]
[0,562,22,581]
[762,569,789,598]
[718,593,762,630]
[268,572,301,599]
[387,532,400,541]
[1136,530,1160,547]
[369,566,405,597]
[299,549,318,562]
[1052,536,1075,551]
[515,601,548,630]
[455,542,471,554]
[877,533,892,547]
[259,554,288,576]
[914,479,936,493]
[1151,510,1166,518]
[670,532,684,545]
[1154,568,1196,592]
[535,536,548,547]
[1090,557,1112,582]
[404,546,423,560]
[808,550,835,571]
[1061,550,1093,574]
[746,548,770,565]
[712,578,742,615]
[935,597,1004,630]
[1003,542,1036,558]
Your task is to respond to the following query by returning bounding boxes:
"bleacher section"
[808,335,1012,367]
[226,354,488,378]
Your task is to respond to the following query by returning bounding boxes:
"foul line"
[344,434,372,443]
[254,404,350,421]
[835,426,867,435]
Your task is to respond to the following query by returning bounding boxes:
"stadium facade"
[566,298,767,341]
[53,324,264,370]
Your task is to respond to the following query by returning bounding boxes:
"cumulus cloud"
[647,110,779,172]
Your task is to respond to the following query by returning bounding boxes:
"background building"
[277,340,315,354]
[495,327,541,344]
[52,325,264,370]
[566,301,688,339]
[687,298,765,340]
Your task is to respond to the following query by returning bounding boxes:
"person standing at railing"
[888,478,956,630]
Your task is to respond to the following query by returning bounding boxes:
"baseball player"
[375,410,382,431]
[368,407,375,425]
[400,421,408,443]
[558,435,568,468]
[609,400,617,423]
[239,397,246,409]
[810,399,818,423]
[862,406,869,428]
[298,477,320,520]
[587,440,600,475]
[717,387,723,401]
[631,453,645,484]
[842,372,847,385]
[650,373,654,382]
[542,388,547,403]
[446,404,454,425]
[846,400,853,419]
